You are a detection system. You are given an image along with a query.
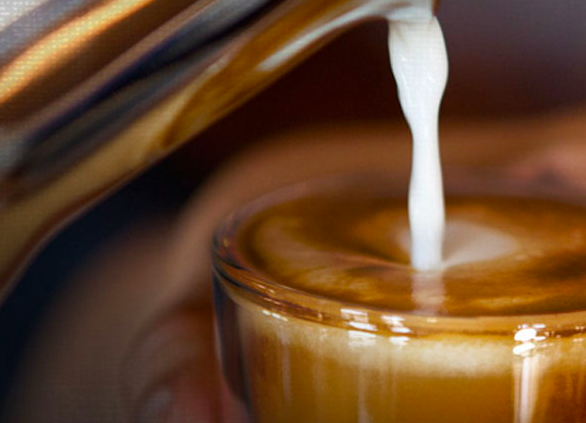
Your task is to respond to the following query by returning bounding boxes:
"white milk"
[398,220,517,269]
[389,18,448,271]
[389,19,517,271]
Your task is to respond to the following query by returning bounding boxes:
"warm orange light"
[0,0,157,104]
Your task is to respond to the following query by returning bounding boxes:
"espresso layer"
[230,297,586,423]
[237,192,586,316]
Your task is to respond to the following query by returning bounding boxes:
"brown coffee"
[213,181,586,423]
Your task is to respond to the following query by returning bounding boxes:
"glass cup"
[212,171,586,423]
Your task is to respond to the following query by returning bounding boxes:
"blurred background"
[1,0,586,420]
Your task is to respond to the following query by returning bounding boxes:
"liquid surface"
[389,18,448,271]
[237,193,586,317]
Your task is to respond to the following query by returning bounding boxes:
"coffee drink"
[213,9,586,423]
[213,179,586,423]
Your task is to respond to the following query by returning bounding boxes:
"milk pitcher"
[0,0,436,296]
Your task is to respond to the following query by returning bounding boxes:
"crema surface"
[238,192,586,317]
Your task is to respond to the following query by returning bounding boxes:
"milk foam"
[398,220,517,269]
[389,18,448,271]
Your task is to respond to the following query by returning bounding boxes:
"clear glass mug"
[212,171,586,423]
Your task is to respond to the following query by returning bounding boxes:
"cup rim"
[212,170,586,336]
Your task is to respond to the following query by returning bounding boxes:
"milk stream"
[388,18,448,271]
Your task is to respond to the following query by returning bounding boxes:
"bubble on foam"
[399,219,517,269]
